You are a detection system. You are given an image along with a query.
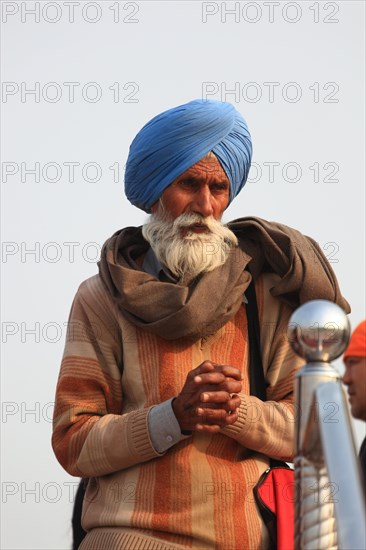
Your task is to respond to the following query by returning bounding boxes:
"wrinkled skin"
[172,360,243,433]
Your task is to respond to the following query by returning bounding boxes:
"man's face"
[343,356,366,421]
[142,155,237,281]
[151,155,230,224]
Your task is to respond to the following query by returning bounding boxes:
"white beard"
[142,210,238,282]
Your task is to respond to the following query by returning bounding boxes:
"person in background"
[343,319,366,487]
[52,99,349,549]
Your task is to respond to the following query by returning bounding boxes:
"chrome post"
[288,300,350,550]
[316,381,366,549]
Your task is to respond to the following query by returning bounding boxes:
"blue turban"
[124,99,252,212]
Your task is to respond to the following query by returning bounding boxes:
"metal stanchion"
[288,299,366,550]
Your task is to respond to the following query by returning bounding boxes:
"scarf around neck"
[98,217,350,341]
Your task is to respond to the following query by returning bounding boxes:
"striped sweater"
[52,271,303,549]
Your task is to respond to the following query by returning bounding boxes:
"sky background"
[1,1,365,548]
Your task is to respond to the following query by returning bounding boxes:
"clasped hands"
[172,361,242,434]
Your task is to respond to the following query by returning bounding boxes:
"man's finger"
[194,372,226,385]
[200,390,231,403]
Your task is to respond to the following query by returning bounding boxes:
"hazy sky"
[2,1,365,548]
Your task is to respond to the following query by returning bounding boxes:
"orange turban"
[344,320,366,362]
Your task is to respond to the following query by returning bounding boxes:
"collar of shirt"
[142,247,178,283]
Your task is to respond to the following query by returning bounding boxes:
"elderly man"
[52,99,349,549]
[343,320,366,488]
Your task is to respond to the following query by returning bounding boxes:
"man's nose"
[342,368,351,386]
[192,187,214,217]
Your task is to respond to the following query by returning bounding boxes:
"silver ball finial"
[287,300,350,362]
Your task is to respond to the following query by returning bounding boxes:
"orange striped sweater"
[52,271,303,549]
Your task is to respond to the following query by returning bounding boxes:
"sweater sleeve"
[222,274,305,461]
[51,276,162,478]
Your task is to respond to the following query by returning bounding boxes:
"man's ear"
[151,196,164,214]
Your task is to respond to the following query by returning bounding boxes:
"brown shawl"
[98,217,350,340]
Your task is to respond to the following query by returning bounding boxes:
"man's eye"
[212,184,228,192]
[179,180,195,188]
